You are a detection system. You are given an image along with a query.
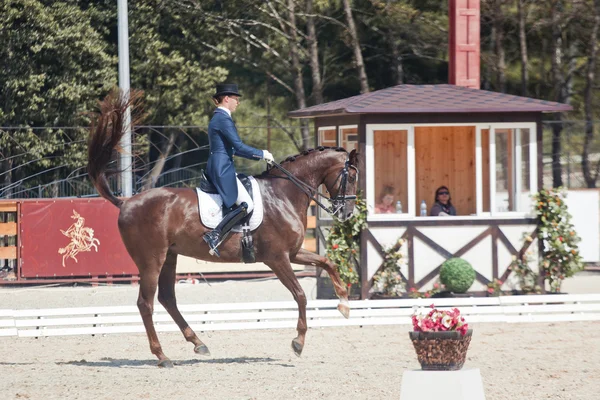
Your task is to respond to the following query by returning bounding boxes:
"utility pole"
[117,0,133,197]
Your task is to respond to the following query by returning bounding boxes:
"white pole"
[117,0,133,197]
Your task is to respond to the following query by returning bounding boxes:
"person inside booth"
[430,186,457,216]
[375,185,396,214]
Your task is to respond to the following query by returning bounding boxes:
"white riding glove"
[262,150,275,164]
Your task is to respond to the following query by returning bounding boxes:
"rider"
[203,83,275,257]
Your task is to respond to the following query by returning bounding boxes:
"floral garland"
[325,193,367,287]
[409,283,443,299]
[534,188,584,292]
[508,244,542,294]
[372,238,407,296]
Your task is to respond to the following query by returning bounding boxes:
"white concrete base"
[400,368,486,400]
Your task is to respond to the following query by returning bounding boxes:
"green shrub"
[439,258,475,293]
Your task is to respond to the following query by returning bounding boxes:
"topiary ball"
[439,258,476,293]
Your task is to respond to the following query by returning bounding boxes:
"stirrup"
[203,231,221,257]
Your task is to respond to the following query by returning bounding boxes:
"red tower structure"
[448,0,480,89]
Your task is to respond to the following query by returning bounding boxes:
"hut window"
[318,127,337,147]
[490,128,533,213]
[373,129,408,213]
[339,126,358,151]
[415,126,476,216]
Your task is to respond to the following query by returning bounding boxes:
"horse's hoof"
[158,359,174,368]
[291,338,303,357]
[337,300,350,319]
[194,344,211,356]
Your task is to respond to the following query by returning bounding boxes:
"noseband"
[268,155,358,219]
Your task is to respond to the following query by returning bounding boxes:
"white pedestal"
[400,368,486,400]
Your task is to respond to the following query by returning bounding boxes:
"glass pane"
[318,128,336,147]
[519,128,531,212]
[495,129,513,212]
[415,126,476,216]
[340,127,358,151]
[495,128,514,212]
[373,130,407,214]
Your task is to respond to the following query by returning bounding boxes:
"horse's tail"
[87,88,143,209]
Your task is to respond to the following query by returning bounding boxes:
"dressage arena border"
[1,294,599,338]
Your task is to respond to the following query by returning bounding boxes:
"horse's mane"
[280,146,347,164]
[258,146,348,177]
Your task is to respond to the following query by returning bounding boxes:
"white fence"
[1,294,600,338]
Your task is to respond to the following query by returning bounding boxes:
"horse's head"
[323,149,360,222]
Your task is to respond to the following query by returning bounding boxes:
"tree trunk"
[582,0,600,188]
[517,0,529,96]
[389,30,404,84]
[550,3,565,188]
[341,0,369,93]
[494,1,506,93]
[483,24,495,91]
[143,131,177,190]
[306,0,323,104]
[287,0,311,150]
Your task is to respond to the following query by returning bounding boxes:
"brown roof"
[287,84,572,118]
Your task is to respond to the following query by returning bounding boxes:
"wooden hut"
[288,84,571,298]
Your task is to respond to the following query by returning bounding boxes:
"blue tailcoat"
[206,108,264,208]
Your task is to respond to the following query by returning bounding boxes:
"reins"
[267,157,357,217]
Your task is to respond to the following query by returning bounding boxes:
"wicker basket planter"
[409,330,473,371]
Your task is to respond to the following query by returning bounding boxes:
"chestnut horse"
[87,91,359,367]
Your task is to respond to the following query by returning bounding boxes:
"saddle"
[198,170,258,263]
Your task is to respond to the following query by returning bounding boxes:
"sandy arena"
[1,277,599,400]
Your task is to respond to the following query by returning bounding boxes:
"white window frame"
[317,126,337,220]
[317,126,337,147]
[339,125,359,151]
[366,124,415,221]
[366,122,538,221]
[487,123,537,217]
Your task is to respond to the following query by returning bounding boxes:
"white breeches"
[235,177,254,212]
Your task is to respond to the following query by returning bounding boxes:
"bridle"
[267,155,358,220]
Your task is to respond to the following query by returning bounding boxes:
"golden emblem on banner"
[58,210,100,267]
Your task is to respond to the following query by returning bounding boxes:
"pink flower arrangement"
[411,304,469,336]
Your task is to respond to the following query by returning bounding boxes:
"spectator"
[430,186,457,216]
[375,185,396,214]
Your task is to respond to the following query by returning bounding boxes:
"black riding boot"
[203,202,248,257]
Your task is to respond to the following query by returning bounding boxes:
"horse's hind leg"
[291,248,350,319]
[264,256,307,357]
[157,250,210,356]
[136,261,174,368]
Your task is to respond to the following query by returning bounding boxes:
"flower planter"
[409,330,473,371]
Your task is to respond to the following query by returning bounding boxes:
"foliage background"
[1,0,600,192]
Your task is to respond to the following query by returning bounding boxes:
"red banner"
[20,199,137,278]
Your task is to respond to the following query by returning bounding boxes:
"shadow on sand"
[56,356,295,368]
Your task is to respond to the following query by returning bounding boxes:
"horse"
[87,90,360,368]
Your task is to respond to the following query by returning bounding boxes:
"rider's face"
[226,95,240,112]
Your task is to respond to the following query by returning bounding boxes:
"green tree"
[0,0,116,194]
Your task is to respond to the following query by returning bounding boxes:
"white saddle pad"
[196,176,263,232]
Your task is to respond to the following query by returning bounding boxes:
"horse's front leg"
[291,248,350,319]
[264,256,307,357]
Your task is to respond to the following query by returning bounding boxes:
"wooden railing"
[2,294,599,338]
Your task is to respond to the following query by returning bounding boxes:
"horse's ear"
[349,149,359,166]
